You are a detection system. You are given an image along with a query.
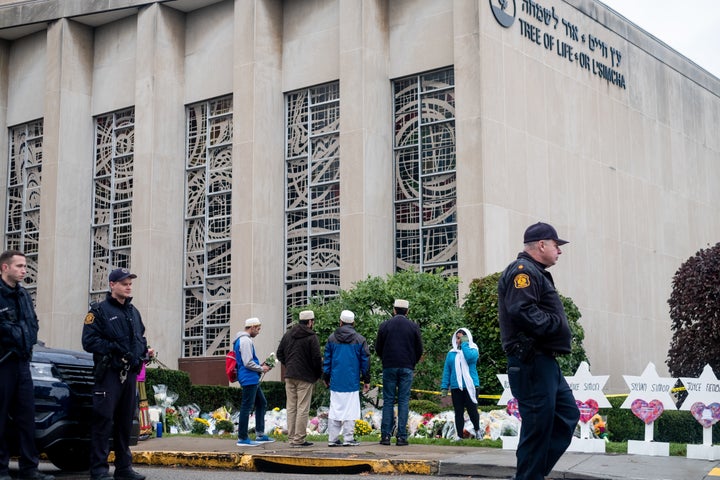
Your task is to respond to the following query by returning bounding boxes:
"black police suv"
[8,343,139,471]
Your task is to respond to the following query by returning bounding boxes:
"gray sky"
[598,0,720,79]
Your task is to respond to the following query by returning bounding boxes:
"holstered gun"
[94,354,112,382]
[509,332,536,363]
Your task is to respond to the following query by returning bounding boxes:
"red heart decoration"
[506,398,521,421]
[630,399,664,425]
[690,402,720,428]
[576,399,599,423]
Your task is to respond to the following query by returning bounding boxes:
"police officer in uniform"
[0,250,54,480]
[498,223,580,480]
[82,268,149,480]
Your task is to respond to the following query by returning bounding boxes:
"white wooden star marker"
[565,361,611,408]
[621,362,677,410]
[679,364,720,410]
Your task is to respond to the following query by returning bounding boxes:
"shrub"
[409,399,442,415]
[145,367,192,405]
[667,243,720,378]
[306,270,465,400]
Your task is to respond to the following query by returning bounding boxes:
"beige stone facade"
[0,0,718,391]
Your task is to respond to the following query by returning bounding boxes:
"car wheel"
[45,444,90,472]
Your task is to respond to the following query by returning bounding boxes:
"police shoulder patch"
[513,273,530,289]
[84,312,95,325]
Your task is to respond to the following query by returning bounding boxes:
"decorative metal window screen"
[183,96,233,357]
[5,120,43,302]
[393,68,458,276]
[90,109,135,304]
[285,83,341,324]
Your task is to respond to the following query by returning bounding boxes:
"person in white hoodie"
[440,328,481,440]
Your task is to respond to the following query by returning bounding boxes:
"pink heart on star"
[506,398,521,421]
[690,402,720,429]
[576,399,599,424]
[630,399,664,425]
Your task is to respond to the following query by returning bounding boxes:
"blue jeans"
[381,367,414,439]
[237,383,267,440]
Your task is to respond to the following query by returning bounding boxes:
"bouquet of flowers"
[354,419,372,436]
[263,352,276,368]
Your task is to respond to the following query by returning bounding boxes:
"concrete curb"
[131,451,438,475]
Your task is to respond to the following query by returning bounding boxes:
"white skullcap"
[340,310,355,323]
[299,310,315,321]
[245,317,261,327]
[394,299,409,309]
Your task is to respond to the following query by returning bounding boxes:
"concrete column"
[132,4,186,366]
[232,0,285,365]
[0,40,8,229]
[453,0,485,299]
[37,19,93,349]
[338,0,394,287]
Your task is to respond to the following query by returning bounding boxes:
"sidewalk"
[130,436,720,479]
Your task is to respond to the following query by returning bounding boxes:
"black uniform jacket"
[0,278,39,359]
[82,293,148,373]
[498,251,572,354]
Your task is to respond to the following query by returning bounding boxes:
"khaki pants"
[285,378,314,444]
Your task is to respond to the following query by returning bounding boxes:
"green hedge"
[605,396,720,444]
[145,367,286,412]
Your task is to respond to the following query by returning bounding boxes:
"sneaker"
[255,435,275,443]
[236,438,259,447]
[451,436,463,442]
[328,439,344,447]
[114,470,145,480]
[475,430,483,440]
[379,435,391,445]
[344,440,360,446]
[396,437,409,446]
[290,441,314,447]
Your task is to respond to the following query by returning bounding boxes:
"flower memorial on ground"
[149,384,527,440]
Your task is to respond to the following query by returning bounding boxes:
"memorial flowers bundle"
[263,352,276,368]
[191,417,210,434]
[354,419,372,436]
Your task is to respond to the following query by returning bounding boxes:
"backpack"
[225,343,238,383]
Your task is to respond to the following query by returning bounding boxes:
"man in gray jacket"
[277,310,322,447]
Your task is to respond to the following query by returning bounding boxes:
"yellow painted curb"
[131,451,437,475]
[708,466,720,477]
[253,454,437,475]
[131,452,254,470]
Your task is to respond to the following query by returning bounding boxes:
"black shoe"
[290,441,314,447]
[379,436,391,446]
[114,470,145,480]
[91,474,114,480]
[20,472,55,480]
[396,437,408,446]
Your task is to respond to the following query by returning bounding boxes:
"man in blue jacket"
[323,310,370,447]
[234,317,275,447]
[0,251,54,480]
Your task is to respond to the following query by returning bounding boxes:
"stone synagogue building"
[0,0,718,390]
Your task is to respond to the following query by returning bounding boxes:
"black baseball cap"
[109,268,137,282]
[523,222,569,245]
